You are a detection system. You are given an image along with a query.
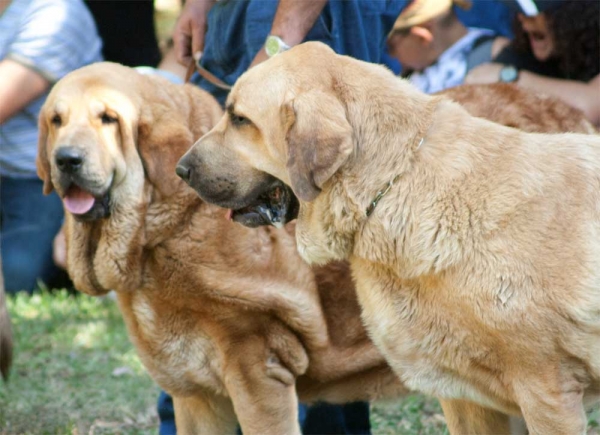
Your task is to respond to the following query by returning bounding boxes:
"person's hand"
[464,63,504,85]
[173,0,216,66]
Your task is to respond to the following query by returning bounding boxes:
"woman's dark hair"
[512,0,599,81]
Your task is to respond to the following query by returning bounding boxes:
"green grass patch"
[0,290,158,434]
[0,290,597,434]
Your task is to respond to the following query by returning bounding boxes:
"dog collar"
[365,174,402,217]
[365,137,424,217]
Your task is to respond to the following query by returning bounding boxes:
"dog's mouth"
[62,183,111,222]
[228,181,299,228]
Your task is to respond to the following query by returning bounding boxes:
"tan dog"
[438,83,597,134]
[177,42,600,435]
[36,62,407,435]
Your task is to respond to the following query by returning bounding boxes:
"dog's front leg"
[513,374,588,435]
[173,392,237,435]
[223,334,304,435]
[440,399,512,435]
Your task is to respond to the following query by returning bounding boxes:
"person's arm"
[518,72,600,126]
[1,0,101,125]
[0,59,49,124]
[173,0,217,66]
[249,0,328,68]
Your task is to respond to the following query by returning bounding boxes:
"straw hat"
[388,0,472,35]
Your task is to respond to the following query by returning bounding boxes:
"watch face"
[500,66,518,83]
[265,37,280,57]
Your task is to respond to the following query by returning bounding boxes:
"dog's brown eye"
[51,114,62,126]
[101,113,118,124]
[230,113,250,127]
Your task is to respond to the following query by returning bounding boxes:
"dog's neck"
[313,71,483,278]
[339,69,439,209]
[299,80,438,263]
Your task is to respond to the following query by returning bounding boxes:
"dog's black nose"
[55,147,84,174]
[176,164,191,182]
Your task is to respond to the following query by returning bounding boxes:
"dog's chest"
[351,259,505,408]
[117,292,226,397]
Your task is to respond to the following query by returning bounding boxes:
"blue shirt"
[194,0,408,104]
[193,0,513,105]
[0,0,103,178]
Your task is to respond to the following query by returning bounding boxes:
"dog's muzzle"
[228,181,299,228]
[54,147,112,222]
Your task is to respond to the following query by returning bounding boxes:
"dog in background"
[437,82,596,134]
[177,42,600,435]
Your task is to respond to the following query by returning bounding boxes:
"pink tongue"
[63,186,96,215]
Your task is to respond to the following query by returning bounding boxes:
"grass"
[0,290,158,434]
[0,290,598,434]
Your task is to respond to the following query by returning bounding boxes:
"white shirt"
[409,27,494,94]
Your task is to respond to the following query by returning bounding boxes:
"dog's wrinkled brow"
[226,103,235,116]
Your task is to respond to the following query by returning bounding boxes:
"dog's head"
[176,42,355,230]
[37,62,211,221]
[37,62,221,294]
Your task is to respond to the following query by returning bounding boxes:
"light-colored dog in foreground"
[177,42,600,434]
[36,62,408,434]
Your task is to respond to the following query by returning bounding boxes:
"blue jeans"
[157,391,371,435]
[0,176,67,293]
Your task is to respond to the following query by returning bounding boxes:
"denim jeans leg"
[303,401,371,435]
[157,390,177,435]
[0,176,66,293]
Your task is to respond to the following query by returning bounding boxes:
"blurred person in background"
[85,0,162,68]
[386,0,510,93]
[174,0,513,105]
[466,0,600,126]
[0,0,103,293]
[173,0,418,105]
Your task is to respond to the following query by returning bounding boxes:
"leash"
[185,53,233,91]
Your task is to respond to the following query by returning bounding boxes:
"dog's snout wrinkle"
[55,146,84,174]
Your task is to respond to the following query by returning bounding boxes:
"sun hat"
[388,0,472,36]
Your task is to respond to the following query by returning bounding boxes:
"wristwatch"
[265,35,291,58]
[499,65,519,83]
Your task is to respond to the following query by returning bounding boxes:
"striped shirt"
[0,0,103,178]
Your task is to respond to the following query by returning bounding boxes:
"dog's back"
[438,83,596,134]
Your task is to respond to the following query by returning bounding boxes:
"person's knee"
[1,224,60,293]
[1,243,49,293]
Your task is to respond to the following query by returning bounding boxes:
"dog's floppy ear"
[137,109,194,197]
[285,90,353,202]
[36,111,54,195]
